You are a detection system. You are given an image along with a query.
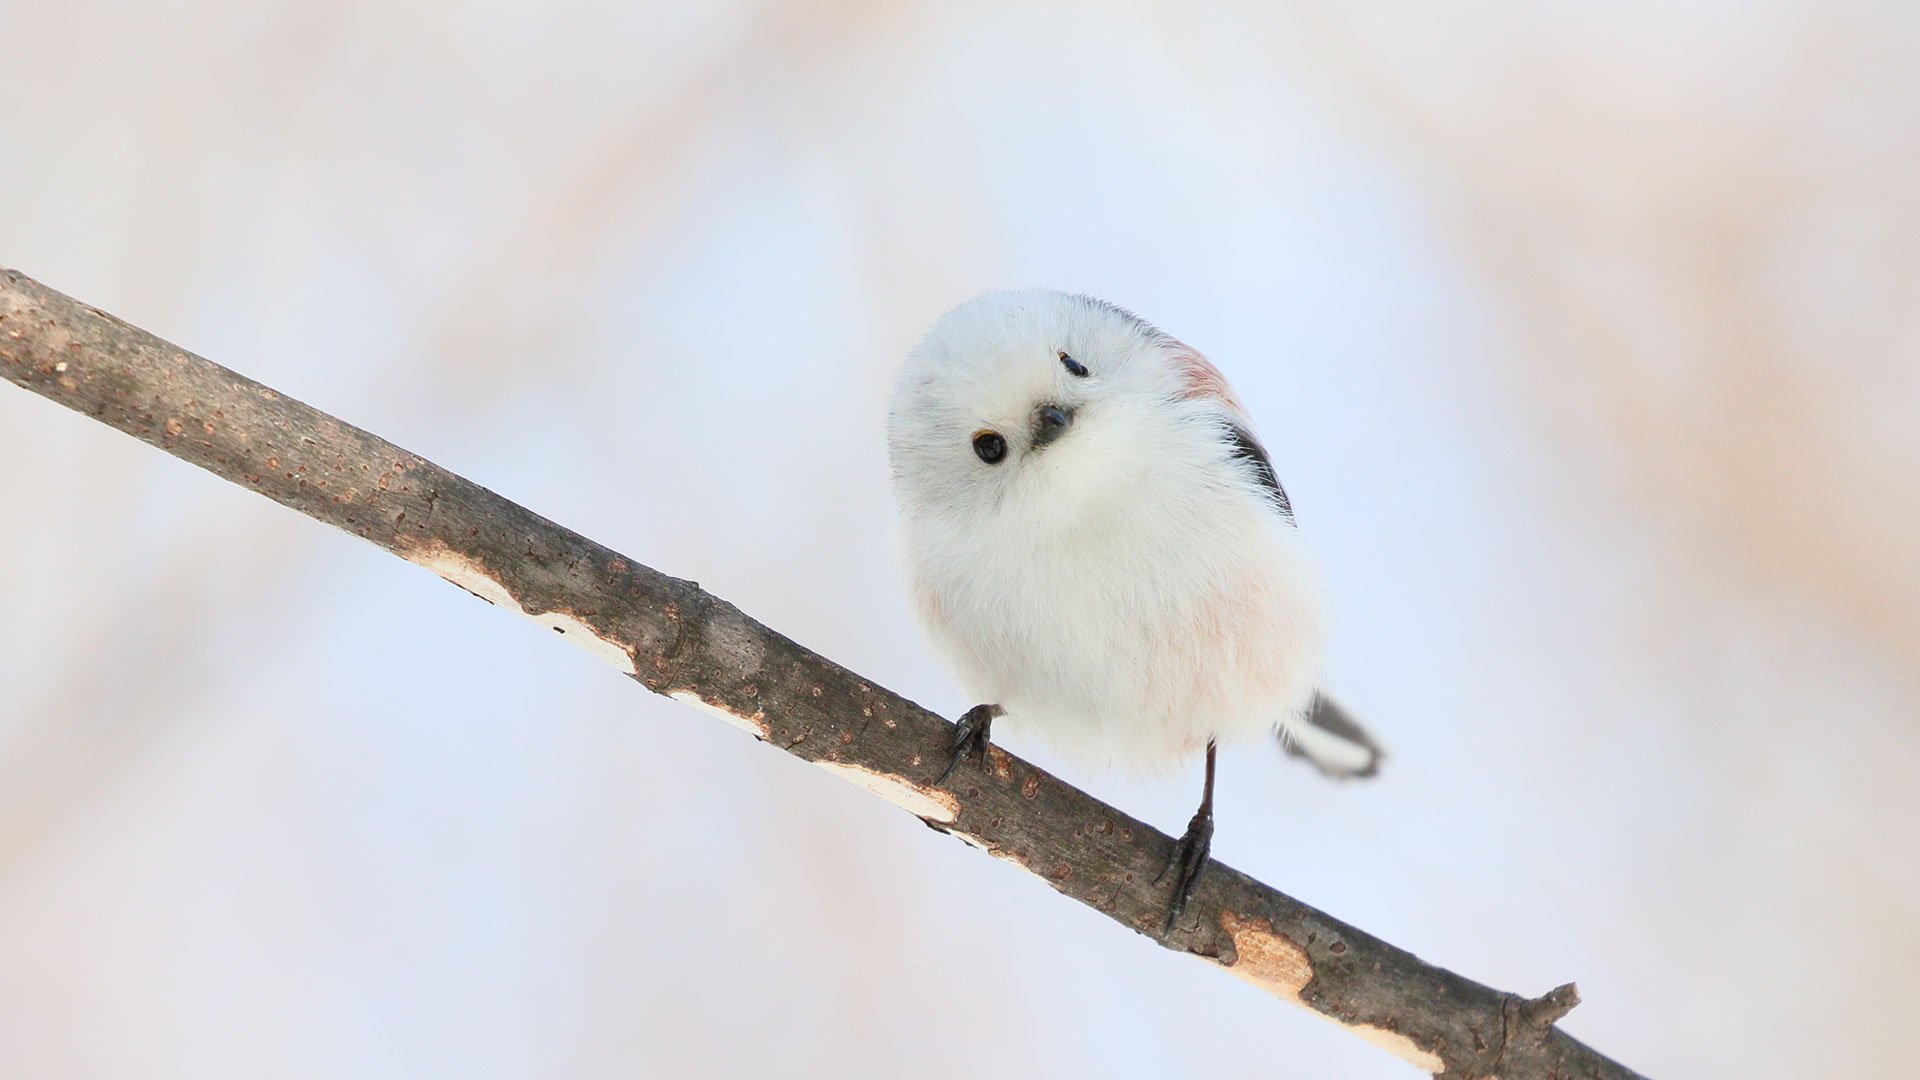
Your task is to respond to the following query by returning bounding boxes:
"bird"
[886,289,1381,931]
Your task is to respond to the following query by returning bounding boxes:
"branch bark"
[1,268,1646,1079]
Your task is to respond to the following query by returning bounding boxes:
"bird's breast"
[906,474,1324,770]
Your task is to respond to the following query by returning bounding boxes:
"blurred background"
[2,2,1917,1077]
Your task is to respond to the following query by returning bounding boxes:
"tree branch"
[0,268,1646,1079]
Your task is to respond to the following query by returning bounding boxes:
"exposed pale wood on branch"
[0,268,1645,1080]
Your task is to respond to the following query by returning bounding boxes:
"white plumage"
[888,289,1360,777]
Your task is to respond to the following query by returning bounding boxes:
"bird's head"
[888,289,1229,525]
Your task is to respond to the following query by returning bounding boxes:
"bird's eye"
[1058,351,1089,378]
[972,430,1008,464]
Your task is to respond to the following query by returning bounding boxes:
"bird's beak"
[1033,403,1074,447]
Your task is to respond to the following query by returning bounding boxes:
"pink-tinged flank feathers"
[1172,349,1249,417]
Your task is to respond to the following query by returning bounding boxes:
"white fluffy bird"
[887,289,1381,927]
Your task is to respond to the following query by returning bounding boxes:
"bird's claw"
[1157,807,1214,933]
[937,703,1001,784]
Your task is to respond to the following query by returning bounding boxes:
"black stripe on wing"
[1227,423,1294,524]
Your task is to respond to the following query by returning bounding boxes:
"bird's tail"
[1277,693,1384,779]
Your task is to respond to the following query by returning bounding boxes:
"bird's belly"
[918,520,1324,774]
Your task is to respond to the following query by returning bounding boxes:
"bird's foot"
[1156,807,1214,933]
[937,703,1003,784]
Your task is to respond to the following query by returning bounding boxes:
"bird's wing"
[1171,348,1296,524]
[1225,421,1294,524]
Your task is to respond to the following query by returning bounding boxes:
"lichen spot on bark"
[669,690,771,738]
[411,544,636,675]
[413,546,521,610]
[815,762,958,824]
[540,611,638,675]
[1217,913,1445,1073]
[949,830,1035,872]
[1217,912,1312,1001]
[1347,1025,1445,1075]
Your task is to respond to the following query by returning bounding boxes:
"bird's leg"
[1157,740,1217,933]
[937,703,1004,784]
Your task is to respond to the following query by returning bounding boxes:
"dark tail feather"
[1278,693,1384,779]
